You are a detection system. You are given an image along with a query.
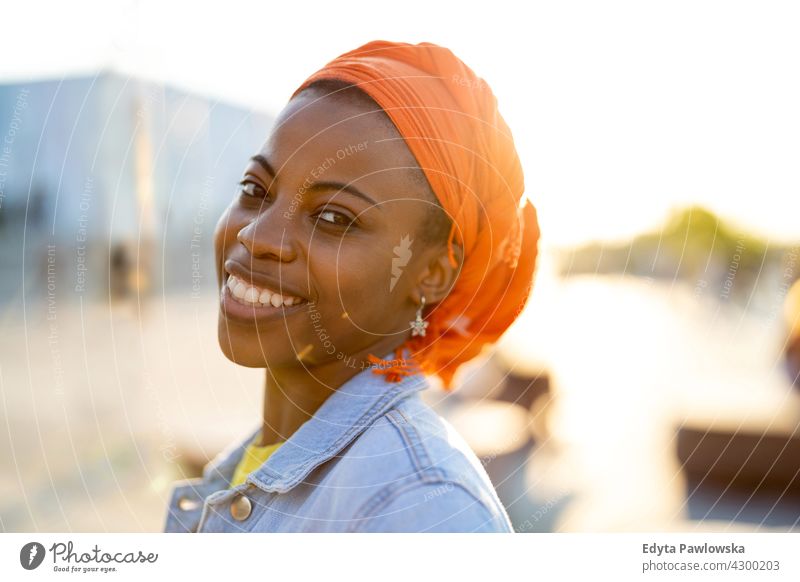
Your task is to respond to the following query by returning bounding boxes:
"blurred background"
[1,0,799,532]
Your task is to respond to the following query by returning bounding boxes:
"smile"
[220,271,310,326]
[226,273,307,308]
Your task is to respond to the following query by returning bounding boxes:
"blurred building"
[0,72,273,304]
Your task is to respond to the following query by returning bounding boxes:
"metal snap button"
[230,494,252,521]
[177,495,201,511]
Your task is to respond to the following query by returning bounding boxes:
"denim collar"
[205,347,429,494]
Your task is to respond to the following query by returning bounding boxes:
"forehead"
[277,85,398,143]
[257,89,424,196]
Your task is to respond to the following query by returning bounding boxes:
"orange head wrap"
[292,40,540,391]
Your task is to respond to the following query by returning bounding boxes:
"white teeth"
[225,274,304,308]
[244,287,259,303]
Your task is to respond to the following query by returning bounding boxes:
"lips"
[224,259,309,301]
[226,273,306,308]
[220,259,310,324]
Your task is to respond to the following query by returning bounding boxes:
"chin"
[217,319,272,367]
[218,345,266,368]
[217,317,318,369]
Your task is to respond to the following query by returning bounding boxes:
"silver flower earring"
[410,295,429,337]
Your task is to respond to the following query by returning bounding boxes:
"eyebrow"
[249,154,381,210]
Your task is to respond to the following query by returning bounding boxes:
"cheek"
[214,207,241,273]
[313,239,401,324]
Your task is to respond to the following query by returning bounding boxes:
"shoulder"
[319,392,513,532]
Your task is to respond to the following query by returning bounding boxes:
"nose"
[236,213,297,262]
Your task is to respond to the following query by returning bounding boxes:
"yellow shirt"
[229,436,284,488]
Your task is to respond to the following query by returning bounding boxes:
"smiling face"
[213,82,459,370]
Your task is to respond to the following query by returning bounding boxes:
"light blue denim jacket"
[163,349,513,532]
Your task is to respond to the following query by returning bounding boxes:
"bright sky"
[2,0,799,246]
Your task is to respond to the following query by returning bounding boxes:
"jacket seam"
[348,478,500,533]
[346,474,429,532]
[385,409,438,477]
[390,409,510,524]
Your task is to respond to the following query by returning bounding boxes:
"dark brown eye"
[315,208,355,228]
[238,180,267,198]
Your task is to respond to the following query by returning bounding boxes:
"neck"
[257,340,403,446]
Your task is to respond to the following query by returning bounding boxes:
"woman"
[164,40,540,532]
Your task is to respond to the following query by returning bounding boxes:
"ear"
[412,242,464,307]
